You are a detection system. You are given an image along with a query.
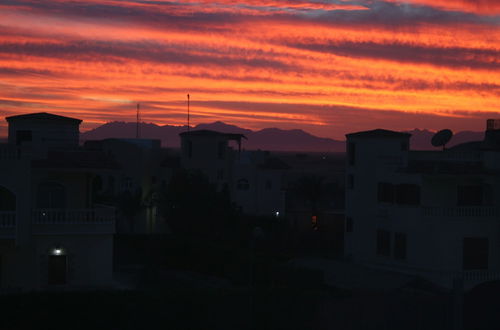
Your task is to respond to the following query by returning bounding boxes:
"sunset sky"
[0,0,499,139]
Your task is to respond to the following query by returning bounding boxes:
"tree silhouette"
[159,169,238,238]
[116,188,143,233]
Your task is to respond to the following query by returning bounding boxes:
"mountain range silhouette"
[81,121,484,152]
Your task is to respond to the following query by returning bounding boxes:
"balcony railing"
[0,211,16,228]
[423,206,499,217]
[411,150,482,162]
[32,208,115,225]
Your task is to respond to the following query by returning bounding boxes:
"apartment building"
[179,129,287,217]
[345,122,500,289]
[0,112,116,290]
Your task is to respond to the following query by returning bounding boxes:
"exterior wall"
[8,119,79,152]
[0,115,115,291]
[34,235,113,288]
[345,136,409,262]
[31,170,91,209]
[345,131,500,289]
[181,135,235,190]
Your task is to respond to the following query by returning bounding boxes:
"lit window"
[312,215,318,230]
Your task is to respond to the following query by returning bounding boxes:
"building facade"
[0,112,116,290]
[345,125,500,289]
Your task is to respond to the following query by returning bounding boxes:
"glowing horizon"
[0,0,498,140]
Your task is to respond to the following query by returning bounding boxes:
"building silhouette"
[345,121,500,289]
[0,112,115,290]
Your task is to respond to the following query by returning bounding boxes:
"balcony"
[423,206,499,217]
[0,211,16,239]
[32,208,115,235]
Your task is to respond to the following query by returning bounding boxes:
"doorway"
[48,255,67,285]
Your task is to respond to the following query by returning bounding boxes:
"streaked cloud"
[0,0,498,139]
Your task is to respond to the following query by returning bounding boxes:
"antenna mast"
[187,94,190,132]
[136,103,140,139]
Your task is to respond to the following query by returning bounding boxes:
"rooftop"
[6,112,82,124]
[346,129,411,139]
[179,129,246,140]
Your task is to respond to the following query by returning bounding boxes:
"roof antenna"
[136,103,140,139]
[187,94,190,132]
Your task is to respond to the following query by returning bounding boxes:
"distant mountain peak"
[81,121,484,152]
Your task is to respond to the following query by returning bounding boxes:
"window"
[0,186,16,211]
[348,142,356,166]
[48,255,67,285]
[311,215,318,230]
[37,183,66,208]
[394,232,407,260]
[16,130,32,145]
[457,185,482,206]
[463,237,489,270]
[348,174,354,189]
[216,169,224,181]
[236,178,249,190]
[376,230,391,256]
[217,141,226,160]
[378,182,394,203]
[395,184,420,205]
[345,217,353,233]
[265,179,272,190]
[401,142,408,151]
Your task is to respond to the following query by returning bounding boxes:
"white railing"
[423,206,499,217]
[411,150,482,162]
[32,208,115,225]
[0,211,16,228]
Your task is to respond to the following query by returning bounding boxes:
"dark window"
[378,182,394,203]
[348,142,356,166]
[457,185,482,206]
[401,142,408,151]
[463,237,489,270]
[216,169,224,181]
[394,232,407,260]
[16,130,32,145]
[377,230,391,256]
[345,217,353,232]
[236,178,249,190]
[0,186,16,211]
[37,183,66,208]
[265,179,272,190]
[48,255,67,285]
[217,141,226,160]
[396,184,420,205]
[348,174,354,189]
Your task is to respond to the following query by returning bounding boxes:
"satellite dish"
[431,129,453,150]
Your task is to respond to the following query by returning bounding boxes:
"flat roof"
[179,129,246,140]
[346,129,411,139]
[6,112,82,124]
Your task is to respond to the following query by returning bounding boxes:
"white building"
[0,112,116,290]
[179,130,287,217]
[345,124,500,289]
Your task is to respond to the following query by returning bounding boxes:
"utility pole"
[187,94,190,132]
[136,103,140,139]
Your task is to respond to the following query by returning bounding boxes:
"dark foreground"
[2,283,500,330]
